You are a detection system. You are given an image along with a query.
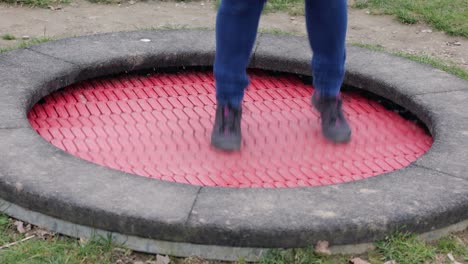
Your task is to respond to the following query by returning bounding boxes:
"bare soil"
[0,0,467,71]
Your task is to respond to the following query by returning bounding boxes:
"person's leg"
[306,0,351,143]
[214,0,266,108]
[306,0,347,97]
[211,0,265,151]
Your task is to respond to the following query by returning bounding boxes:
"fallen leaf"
[384,261,398,264]
[48,5,62,10]
[34,229,55,240]
[315,240,331,256]
[156,255,170,264]
[447,41,462,46]
[421,29,432,33]
[79,237,88,245]
[349,257,371,264]
[13,221,26,234]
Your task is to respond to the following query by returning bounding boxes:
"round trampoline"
[28,70,432,188]
[0,30,467,261]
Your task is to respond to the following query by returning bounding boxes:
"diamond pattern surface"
[28,70,432,188]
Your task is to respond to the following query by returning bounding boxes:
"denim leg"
[305,0,348,97]
[214,0,266,108]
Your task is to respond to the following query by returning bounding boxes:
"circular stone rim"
[0,30,467,257]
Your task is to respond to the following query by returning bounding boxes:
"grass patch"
[0,37,52,53]
[436,235,468,260]
[1,34,16,41]
[0,0,69,8]
[0,235,117,264]
[214,0,304,16]
[352,0,468,37]
[264,0,303,16]
[259,247,348,264]
[0,213,124,264]
[352,42,468,80]
[375,232,436,264]
[258,230,467,263]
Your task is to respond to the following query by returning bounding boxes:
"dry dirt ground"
[1,0,467,71]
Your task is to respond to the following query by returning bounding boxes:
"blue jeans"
[214,0,348,108]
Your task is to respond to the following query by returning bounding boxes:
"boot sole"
[211,137,241,152]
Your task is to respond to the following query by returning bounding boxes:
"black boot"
[312,91,351,143]
[211,104,242,151]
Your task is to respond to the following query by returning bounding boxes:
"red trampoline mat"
[28,70,432,188]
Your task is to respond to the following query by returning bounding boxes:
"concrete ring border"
[0,30,467,261]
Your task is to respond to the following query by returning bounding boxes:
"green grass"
[0,0,69,8]
[352,0,468,37]
[436,235,468,261]
[0,213,125,263]
[259,247,348,264]
[375,232,436,264]
[1,34,16,41]
[215,0,304,16]
[352,42,468,80]
[0,37,52,53]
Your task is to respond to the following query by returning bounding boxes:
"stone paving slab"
[0,49,79,128]
[0,127,200,241]
[252,34,312,75]
[411,90,468,179]
[187,165,468,248]
[28,30,216,81]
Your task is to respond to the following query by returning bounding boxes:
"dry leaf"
[79,237,88,245]
[349,257,371,264]
[48,5,62,10]
[35,229,55,240]
[13,221,26,234]
[156,255,171,264]
[315,240,331,256]
[447,41,462,46]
